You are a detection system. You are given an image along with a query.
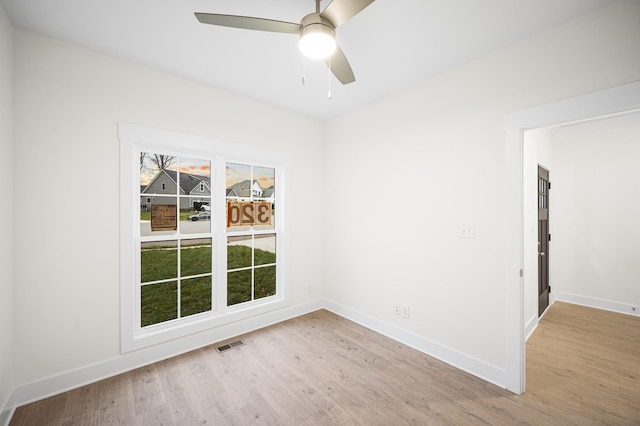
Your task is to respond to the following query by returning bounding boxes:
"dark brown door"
[538,166,550,316]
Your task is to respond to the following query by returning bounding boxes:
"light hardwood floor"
[10,302,640,425]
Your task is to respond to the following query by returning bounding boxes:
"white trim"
[8,300,324,411]
[504,124,525,394]
[524,315,538,341]
[554,292,640,317]
[504,80,640,394]
[323,300,506,389]
[1,394,14,426]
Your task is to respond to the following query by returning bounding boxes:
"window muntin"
[538,176,548,210]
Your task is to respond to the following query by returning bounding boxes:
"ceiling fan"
[195,0,375,85]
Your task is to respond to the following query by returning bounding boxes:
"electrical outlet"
[394,303,401,315]
[401,304,409,319]
[459,223,476,239]
[306,284,312,294]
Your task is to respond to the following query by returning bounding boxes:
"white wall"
[523,128,553,337]
[324,0,640,373]
[0,3,14,423]
[552,114,640,310]
[12,29,325,387]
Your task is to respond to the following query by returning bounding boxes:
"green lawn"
[140,245,276,327]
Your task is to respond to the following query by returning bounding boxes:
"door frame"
[503,81,640,394]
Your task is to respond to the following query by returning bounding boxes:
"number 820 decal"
[227,201,272,227]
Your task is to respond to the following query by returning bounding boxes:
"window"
[119,123,289,352]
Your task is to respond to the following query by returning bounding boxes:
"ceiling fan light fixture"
[299,16,336,60]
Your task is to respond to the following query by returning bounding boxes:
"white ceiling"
[1,0,615,120]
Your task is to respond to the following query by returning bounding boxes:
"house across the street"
[140,169,211,212]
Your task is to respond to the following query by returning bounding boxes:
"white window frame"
[119,123,290,353]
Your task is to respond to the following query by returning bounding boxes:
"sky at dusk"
[140,153,210,185]
[226,163,275,189]
[140,153,275,190]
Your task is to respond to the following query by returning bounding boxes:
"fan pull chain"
[327,56,332,99]
[302,56,306,85]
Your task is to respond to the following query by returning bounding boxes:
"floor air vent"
[217,340,245,353]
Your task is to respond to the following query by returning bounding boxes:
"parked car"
[188,211,210,221]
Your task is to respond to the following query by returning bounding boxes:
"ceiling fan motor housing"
[299,13,337,59]
[301,12,335,30]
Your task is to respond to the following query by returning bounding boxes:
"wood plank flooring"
[10,302,640,425]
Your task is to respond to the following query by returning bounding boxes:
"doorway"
[504,81,640,394]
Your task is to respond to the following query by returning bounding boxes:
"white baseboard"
[524,315,538,341]
[554,292,640,317]
[5,297,510,424]
[7,299,324,413]
[323,299,506,389]
[1,394,13,426]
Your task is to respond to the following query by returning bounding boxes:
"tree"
[140,152,146,171]
[150,154,176,170]
[140,153,176,172]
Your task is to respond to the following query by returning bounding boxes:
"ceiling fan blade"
[321,0,374,29]
[195,13,300,34]
[325,45,355,85]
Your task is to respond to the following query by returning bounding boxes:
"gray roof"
[142,169,209,194]
[263,187,275,198]
[226,179,253,198]
[164,170,209,194]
